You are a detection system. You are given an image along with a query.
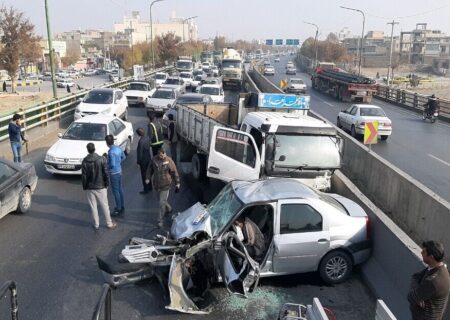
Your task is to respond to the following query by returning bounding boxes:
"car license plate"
[154,107,162,111]
[57,164,75,169]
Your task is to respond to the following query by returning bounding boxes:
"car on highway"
[44,115,133,175]
[146,87,178,114]
[211,65,220,77]
[154,72,168,87]
[199,84,224,102]
[0,158,38,219]
[162,76,186,94]
[102,178,371,314]
[337,104,392,140]
[285,78,307,94]
[124,81,152,107]
[285,61,295,69]
[263,65,275,76]
[41,72,52,81]
[74,88,128,121]
[274,57,281,62]
[286,66,297,75]
[201,62,211,73]
[179,72,193,88]
[190,75,203,91]
[56,78,75,88]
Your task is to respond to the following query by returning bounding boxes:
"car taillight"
[365,216,371,240]
[358,121,365,127]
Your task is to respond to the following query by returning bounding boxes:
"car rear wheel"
[17,187,32,214]
[319,251,353,284]
[380,135,389,141]
[351,125,358,138]
[192,153,206,181]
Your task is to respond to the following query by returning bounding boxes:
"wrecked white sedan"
[97,178,371,314]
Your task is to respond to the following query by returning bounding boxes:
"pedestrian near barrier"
[146,148,180,227]
[8,113,27,163]
[81,143,117,231]
[136,128,152,194]
[105,134,126,216]
[408,240,450,320]
[147,112,164,156]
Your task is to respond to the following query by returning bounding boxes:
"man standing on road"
[8,113,27,163]
[81,143,117,231]
[136,128,151,194]
[408,240,450,320]
[146,148,180,227]
[147,112,164,156]
[105,134,125,216]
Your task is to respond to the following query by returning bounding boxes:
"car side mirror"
[278,155,286,162]
[57,133,63,138]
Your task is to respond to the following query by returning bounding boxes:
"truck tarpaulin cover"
[258,93,310,109]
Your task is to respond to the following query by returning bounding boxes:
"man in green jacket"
[408,240,450,320]
[146,148,180,227]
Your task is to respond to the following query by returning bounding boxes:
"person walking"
[81,143,117,231]
[408,240,450,320]
[105,134,125,216]
[167,113,178,164]
[136,128,151,194]
[8,113,27,163]
[3,81,7,92]
[146,148,180,227]
[147,112,164,156]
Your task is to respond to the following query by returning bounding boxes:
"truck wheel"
[319,251,353,284]
[192,154,207,181]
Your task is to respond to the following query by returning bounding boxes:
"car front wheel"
[17,186,32,214]
[319,251,353,284]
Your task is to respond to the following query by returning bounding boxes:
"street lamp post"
[387,20,399,86]
[44,0,57,99]
[182,16,198,42]
[150,0,164,68]
[304,21,319,69]
[340,6,365,76]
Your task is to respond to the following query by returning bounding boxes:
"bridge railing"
[375,85,450,120]
[0,280,18,320]
[0,66,174,143]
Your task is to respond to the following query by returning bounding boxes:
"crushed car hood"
[171,202,212,240]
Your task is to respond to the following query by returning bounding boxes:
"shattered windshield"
[207,183,243,236]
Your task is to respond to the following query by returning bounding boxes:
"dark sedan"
[0,158,38,219]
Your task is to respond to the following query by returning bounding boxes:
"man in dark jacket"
[147,112,164,156]
[8,113,27,163]
[146,148,180,227]
[82,143,117,231]
[408,240,450,320]
[136,128,151,194]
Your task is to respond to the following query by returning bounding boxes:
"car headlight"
[102,107,112,114]
[45,154,56,162]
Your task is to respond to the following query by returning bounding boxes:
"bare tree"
[0,6,40,92]
[60,47,80,68]
[156,33,182,66]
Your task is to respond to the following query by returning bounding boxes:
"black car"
[0,158,38,219]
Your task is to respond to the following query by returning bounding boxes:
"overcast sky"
[3,0,450,41]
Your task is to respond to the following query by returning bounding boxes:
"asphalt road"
[0,90,375,319]
[264,55,450,202]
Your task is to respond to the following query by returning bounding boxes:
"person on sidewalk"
[81,143,117,231]
[146,148,180,227]
[136,128,151,194]
[147,112,164,156]
[408,240,450,320]
[8,113,27,163]
[105,134,125,216]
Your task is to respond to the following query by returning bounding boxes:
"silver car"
[97,178,371,314]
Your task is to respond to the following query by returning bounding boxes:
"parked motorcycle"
[422,109,439,123]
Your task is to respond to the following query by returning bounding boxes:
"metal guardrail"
[92,283,112,320]
[375,85,450,120]
[0,66,175,143]
[0,280,18,320]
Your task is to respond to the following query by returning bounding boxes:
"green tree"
[0,6,40,92]
[300,37,316,59]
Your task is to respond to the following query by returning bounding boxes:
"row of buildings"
[339,23,450,74]
[40,11,199,70]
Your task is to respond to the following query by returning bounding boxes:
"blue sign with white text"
[258,94,310,109]
[266,39,273,46]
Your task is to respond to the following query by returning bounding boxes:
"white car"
[74,88,128,121]
[211,66,220,77]
[274,57,281,62]
[286,67,297,75]
[201,62,211,73]
[44,115,133,175]
[337,104,392,140]
[154,72,168,87]
[56,78,75,88]
[191,75,203,91]
[199,84,224,103]
[124,81,152,107]
[162,77,186,94]
[285,78,306,94]
[263,65,275,76]
[286,61,295,69]
[179,72,193,88]
[146,87,178,114]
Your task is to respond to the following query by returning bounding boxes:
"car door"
[0,162,21,218]
[272,200,330,274]
[111,119,127,150]
[348,105,359,127]
[207,127,261,182]
[341,105,355,130]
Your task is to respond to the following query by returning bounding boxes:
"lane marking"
[428,154,450,167]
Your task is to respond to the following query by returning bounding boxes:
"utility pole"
[44,0,57,99]
[304,21,319,69]
[150,0,165,69]
[340,6,365,76]
[387,20,399,87]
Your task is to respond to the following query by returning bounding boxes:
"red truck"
[311,62,377,103]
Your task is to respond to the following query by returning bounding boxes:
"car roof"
[89,88,117,93]
[74,115,118,124]
[156,87,175,91]
[232,178,319,203]
[353,104,382,109]
[167,76,181,80]
[245,112,333,129]
[201,84,221,88]
[155,72,167,75]
[129,81,148,85]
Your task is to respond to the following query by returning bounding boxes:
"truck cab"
[207,112,341,191]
